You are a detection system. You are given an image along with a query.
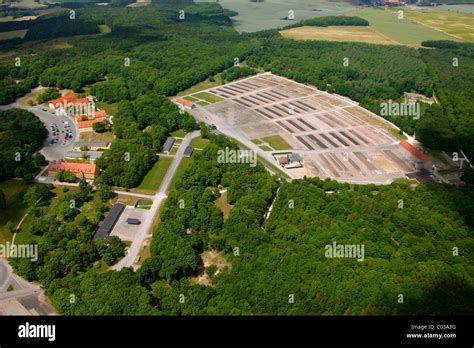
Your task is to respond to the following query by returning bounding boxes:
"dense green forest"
[418,41,474,156]
[2,2,474,315]
[0,109,47,182]
[13,131,473,315]
[285,16,369,29]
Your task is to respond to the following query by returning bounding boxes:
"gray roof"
[162,137,176,152]
[93,204,125,241]
[126,218,141,225]
[65,151,103,159]
[74,141,109,148]
[183,146,194,157]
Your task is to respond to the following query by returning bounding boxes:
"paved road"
[0,102,78,161]
[110,130,200,271]
[192,106,297,179]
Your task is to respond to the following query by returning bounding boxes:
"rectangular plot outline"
[287,119,306,132]
[257,91,279,102]
[383,149,413,172]
[296,135,315,150]
[319,133,340,148]
[349,129,371,145]
[297,118,317,131]
[329,153,349,172]
[317,153,340,177]
[339,131,360,146]
[315,114,337,128]
[277,121,295,134]
[263,105,285,118]
[307,134,328,149]
[255,108,274,119]
[354,152,377,171]
[324,113,347,128]
[329,132,350,147]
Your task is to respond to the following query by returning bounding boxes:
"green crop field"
[348,8,461,46]
[403,9,474,42]
[195,0,355,33]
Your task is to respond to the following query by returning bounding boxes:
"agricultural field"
[0,29,28,41]
[195,0,355,33]
[280,25,399,45]
[347,8,460,46]
[403,8,474,42]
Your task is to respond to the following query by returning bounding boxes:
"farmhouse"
[93,203,126,241]
[399,140,433,172]
[47,161,99,180]
[175,98,194,110]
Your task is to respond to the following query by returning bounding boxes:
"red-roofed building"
[400,140,432,172]
[49,93,77,110]
[74,110,108,122]
[175,98,194,110]
[48,161,99,180]
[77,118,108,129]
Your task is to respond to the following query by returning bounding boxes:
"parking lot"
[26,105,77,161]
[187,72,422,184]
[110,206,150,242]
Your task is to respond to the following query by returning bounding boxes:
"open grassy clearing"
[191,91,224,104]
[261,135,292,150]
[137,156,173,192]
[0,29,28,41]
[96,101,118,116]
[98,24,111,34]
[183,95,199,102]
[214,191,233,222]
[0,180,30,244]
[280,25,400,45]
[0,38,73,62]
[403,9,474,42]
[347,8,460,46]
[189,136,210,149]
[79,131,114,142]
[171,129,187,138]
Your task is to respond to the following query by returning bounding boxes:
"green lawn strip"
[191,91,223,103]
[197,101,210,106]
[0,180,31,244]
[95,101,118,116]
[259,145,273,151]
[137,157,173,191]
[251,138,262,145]
[183,95,199,102]
[261,135,292,150]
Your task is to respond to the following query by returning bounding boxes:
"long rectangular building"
[93,203,125,241]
